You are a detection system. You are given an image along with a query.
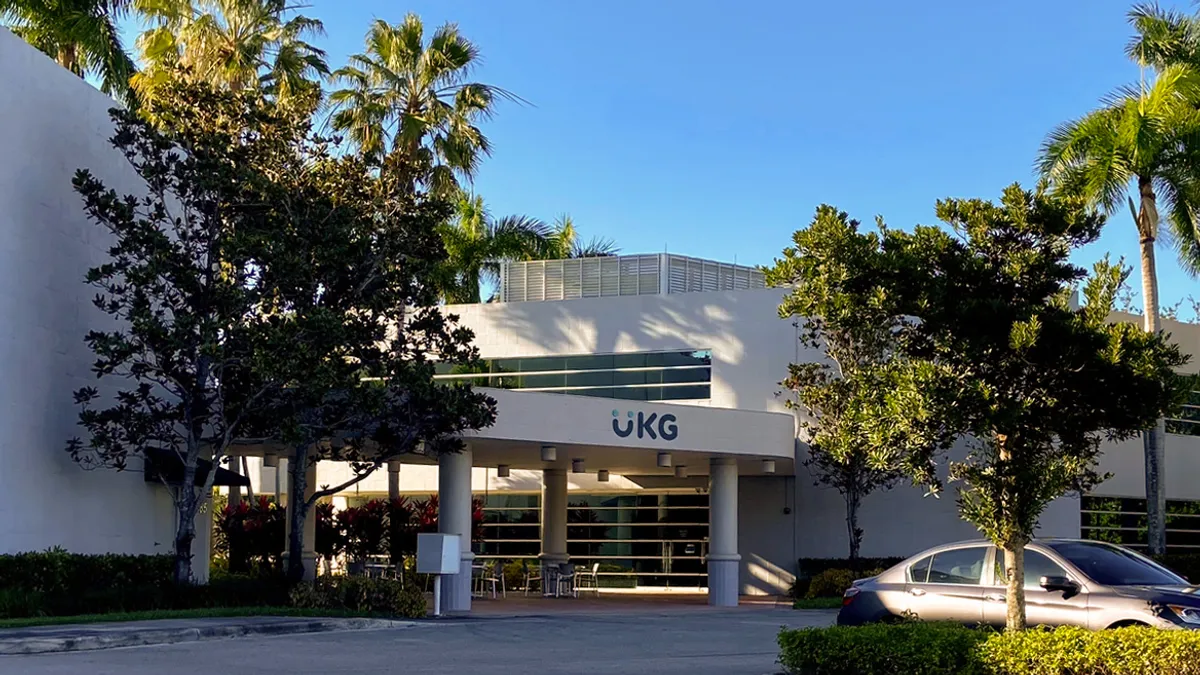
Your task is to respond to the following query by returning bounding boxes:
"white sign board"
[416,533,460,574]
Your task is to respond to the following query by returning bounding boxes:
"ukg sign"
[612,410,678,441]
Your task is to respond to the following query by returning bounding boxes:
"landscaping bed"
[778,622,1200,675]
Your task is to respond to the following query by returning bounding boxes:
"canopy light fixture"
[261,453,278,468]
[572,458,586,474]
[657,452,672,468]
[597,469,610,482]
[497,464,511,478]
[541,445,558,462]
[762,459,776,475]
[674,465,688,478]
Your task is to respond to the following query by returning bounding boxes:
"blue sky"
[120,0,1197,307]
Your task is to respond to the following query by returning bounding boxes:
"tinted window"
[1047,541,1186,586]
[994,550,1068,588]
[927,547,987,585]
[909,556,932,583]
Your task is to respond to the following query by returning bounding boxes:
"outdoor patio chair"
[472,560,503,599]
[522,560,542,596]
[557,563,577,598]
[541,563,561,598]
[575,562,600,594]
[482,560,505,599]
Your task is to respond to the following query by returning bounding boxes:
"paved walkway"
[4,607,834,675]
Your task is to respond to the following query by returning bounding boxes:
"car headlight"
[1168,605,1200,626]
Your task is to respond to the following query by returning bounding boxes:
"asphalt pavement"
[0,607,835,675]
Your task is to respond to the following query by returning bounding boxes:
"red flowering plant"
[339,499,389,563]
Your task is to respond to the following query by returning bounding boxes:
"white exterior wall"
[0,30,177,557]
[445,287,1082,594]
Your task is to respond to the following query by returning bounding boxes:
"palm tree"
[438,196,552,304]
[546,215,620,259]
[328,14,516,195]
[1038,53,1200,554]
[2,0,137,104]
[132,0,327,102]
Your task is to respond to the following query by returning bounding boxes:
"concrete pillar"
[708,457,740,607]
[439,447,474,612]
[285,459,319,582]
[194,491,213,584]
[388,460,401,501]
[540,468,569,567]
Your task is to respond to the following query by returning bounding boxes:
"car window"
[1047,541,1186,586]
[993,550,1068,588]
[927,547,987,585]
[909,555,932,583]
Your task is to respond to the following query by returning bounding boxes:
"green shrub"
[794,557,904,598]
[288,576,426,618]
[980,625,1200,675]
[778,622,989,675]
[1155,553,1200,584]
[805,568,883,599]
[778,624,1200,675]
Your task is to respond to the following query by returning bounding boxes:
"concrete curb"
[0,617,416,655]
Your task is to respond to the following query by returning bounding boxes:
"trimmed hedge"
[0,550,296,619]
[805,568,884,599]
[778,623,1200,675]
[288,576,426,618]
[793,557,904,598]
[1156,554,1200,584]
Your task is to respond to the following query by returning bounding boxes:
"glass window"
[927,547,987,585]
[1047,541,1185,586]
[909,556,932,583]
[993,550,1068,588]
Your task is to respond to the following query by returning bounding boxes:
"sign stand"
[417,533,460,618]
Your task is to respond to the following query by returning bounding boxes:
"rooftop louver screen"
[499,254,765,303]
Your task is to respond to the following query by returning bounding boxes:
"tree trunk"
[846,488,862,568]
[1138,177,1168,556]
[1002,544,1027,632]
[172,483,200,584]
[242,455,255,501]
[57,43,79,75]
[286,445,310,583]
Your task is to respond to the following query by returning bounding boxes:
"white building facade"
[6,27,1200,608]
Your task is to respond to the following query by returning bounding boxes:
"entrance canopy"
[454,388,796,477]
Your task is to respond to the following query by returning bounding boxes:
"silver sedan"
[836,539,1200,630]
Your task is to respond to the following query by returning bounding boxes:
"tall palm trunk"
[1138,176,1168,556]
[57,43,80,75]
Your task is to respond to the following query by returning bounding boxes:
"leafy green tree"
[237,147,496,582]
[132,0,327,104]
[2,0,137,104]
[438,195,551,304]
[1039,7,1200,555]
[808,185,1189,631]
[766,206,932,563]
[328,14,516,195]
[64,81,296,584]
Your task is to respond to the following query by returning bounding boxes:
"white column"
[540,468,569,567]
[285,459,318,582]
[439,447,474,612]
[708,457,740,607]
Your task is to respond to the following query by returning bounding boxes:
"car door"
[904,546,987,624]
[984,547,1089,628]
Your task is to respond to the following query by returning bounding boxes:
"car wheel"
[1106,620,1149,629]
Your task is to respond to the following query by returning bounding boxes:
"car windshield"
[1046,541,1186,586]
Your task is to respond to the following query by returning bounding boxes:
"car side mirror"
[1040,575,1079,594]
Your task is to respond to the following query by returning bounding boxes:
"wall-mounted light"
[597,469,610,482]
[657,452,672,468]
[762,459,776,475]
[541,445,558,462]
[262,452,278,468]
[572,458,586,474]
[497,464,511,478]
[674,465,688,478]
[388,459,403,474]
